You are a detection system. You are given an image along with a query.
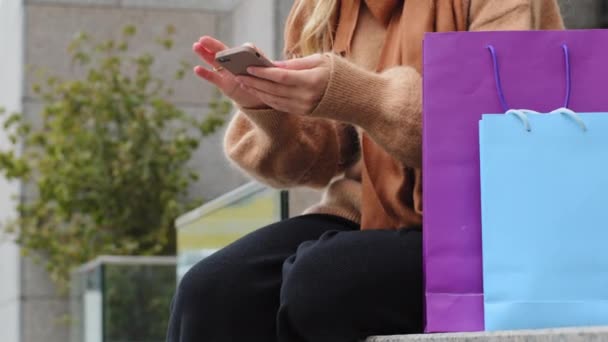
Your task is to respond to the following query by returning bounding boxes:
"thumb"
[275,54,326,70]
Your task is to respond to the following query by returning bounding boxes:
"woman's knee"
[167,256,230,342]
[278,229,425,339]
[173,252,248,315]
[173,257,220,312]
[278,242,354,338]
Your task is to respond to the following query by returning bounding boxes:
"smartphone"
[215,45,274,76]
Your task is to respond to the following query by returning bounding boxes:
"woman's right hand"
[192,36,267,109]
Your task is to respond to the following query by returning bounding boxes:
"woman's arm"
[241,0,564,169]
[240,53,424,168]
[222,0,361,189]
[192,35,359,188]
[224,106,358,189]
[305,56,424,168]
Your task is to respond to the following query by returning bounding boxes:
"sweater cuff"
[308,54,389,128]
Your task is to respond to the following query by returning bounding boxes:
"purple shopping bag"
[422,29,608,332]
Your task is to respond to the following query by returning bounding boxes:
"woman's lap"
[167,214,422,342]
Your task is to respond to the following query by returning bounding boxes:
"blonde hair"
[290,0,339,56]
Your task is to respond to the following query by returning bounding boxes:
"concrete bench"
[367,326,608,342]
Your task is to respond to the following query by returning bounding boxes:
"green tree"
[0,25,231,290]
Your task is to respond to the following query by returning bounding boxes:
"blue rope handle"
[487,45,509,112]
[487,44,571,112]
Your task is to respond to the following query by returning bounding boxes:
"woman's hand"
[236,54,330,116]
[192,36,266,109]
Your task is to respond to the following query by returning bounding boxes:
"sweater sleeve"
[307,0,564,169]
[222,0,360,190]
[308,55,423,168]
[224,106,358,189]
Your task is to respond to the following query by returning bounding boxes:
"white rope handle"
[504,108,587,132]
[506,109,534,132]
[552,107,587,132]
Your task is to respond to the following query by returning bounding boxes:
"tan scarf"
[286,0,468,229]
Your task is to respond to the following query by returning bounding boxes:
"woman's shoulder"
[467,0,563,30]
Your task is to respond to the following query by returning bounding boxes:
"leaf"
[122,25,136,37]
[3,113,21,130]
[73,52,91,65]
[166,24,176,35]
[72,31,90,43]
[179,60,191,69]
[175,69,185,80]
[156,38,173,50]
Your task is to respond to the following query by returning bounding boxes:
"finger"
[194,66,229,88]
[198,36,228,54]
[193,36,229,69]
[236,76,295,98]
[247,67,306,86]
[196,66,243,98]
[238,83,258,98]
[193,42,220,68]
[275,54,326,70]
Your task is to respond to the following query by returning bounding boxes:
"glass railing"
[69,182,286,342]
[70,256,176,342]
[175,182,286,281]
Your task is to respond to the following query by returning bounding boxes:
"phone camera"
[255,52,261,58]
[218,57,231,63]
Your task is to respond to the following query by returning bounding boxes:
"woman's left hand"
[235,54,330,115]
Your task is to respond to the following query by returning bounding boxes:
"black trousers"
[166,214,423,342]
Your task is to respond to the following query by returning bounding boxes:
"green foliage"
[103,264,175,341]
[0,25,231,291]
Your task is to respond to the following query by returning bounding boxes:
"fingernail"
[247,67,255,75]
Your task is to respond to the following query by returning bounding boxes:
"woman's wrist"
[307,54,372,124]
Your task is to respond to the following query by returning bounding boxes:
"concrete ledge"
[367,326,608,342]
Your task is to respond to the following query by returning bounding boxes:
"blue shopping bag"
[480,108,608,331]
[479,44,608,331]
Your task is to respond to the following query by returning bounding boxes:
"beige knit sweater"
[224,0,564,224]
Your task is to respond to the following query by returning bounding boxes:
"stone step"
[367,326,608,342]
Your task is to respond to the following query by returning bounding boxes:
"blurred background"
[0,0,605,341]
